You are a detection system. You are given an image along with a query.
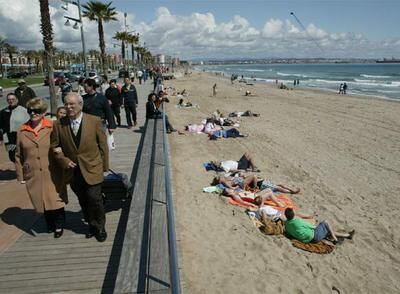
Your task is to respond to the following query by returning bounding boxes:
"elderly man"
[0,93,30,162]
[14,79,36,108]
[51,93,109,242]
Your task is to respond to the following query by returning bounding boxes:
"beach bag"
[102,169,132,200]
[107,132,116,151]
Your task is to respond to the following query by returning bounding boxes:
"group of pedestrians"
[0,74,144,242]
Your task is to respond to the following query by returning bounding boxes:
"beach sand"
[165,72,400,293]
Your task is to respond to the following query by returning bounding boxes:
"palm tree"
[127,33,139,65]
[4,43,17,70]
[39,0,57,116]
[82,1,117,74]
[113,31,129,65]
[0,36,6,78]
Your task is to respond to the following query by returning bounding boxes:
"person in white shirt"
[211,153,260,173]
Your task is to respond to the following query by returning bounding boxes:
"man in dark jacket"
[82,78,116,132]
[14,79,36,107]
[105,79,122,127]
[121,77,138,128]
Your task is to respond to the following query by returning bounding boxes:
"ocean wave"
[360,74,391,78]
[277,72,308,78]
[242,69,265,72]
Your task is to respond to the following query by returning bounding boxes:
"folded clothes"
[203,186,223,194]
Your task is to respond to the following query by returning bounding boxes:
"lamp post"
[62,0,87,77]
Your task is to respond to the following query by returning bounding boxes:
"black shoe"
[85,226,96,239]
[54,229,63,238]
[95,229,107,242]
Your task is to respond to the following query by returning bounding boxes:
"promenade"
[0,82,153,293]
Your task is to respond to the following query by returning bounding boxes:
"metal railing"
[162,107,181,294]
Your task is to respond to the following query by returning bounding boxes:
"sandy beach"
[165,72,400,293]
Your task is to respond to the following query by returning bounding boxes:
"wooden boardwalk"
[0,83,167,294]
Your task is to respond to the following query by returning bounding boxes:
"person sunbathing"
[254,196,312,220]
[211,175,259,208]
[228,110,260,117]
[257,179,300,194]
[177,98,193,107]
[284,208,355,244]
[209,128,247,140]
[210,153,260,173]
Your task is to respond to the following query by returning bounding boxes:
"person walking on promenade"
[105,79,122,127]
[82,78,116,133]
[15,79,36,108]
[51,93,109,242]
[59,76,73,104]
[137,69,143,84]
[0,93,30,162]
[15,97,67,238]
[121,77,138,128]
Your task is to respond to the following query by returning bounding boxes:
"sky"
[1,0,399,60]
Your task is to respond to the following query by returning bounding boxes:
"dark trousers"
[125,104,137,126]
[111,105,121,126]
[44,207,65,231]
[70,167,105,232]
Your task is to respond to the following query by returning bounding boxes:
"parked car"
[68,71,83,82]
[43,71,65,86]
[118,69,130,78]
[0,86,3,97]
[7,71,28,79]
[88,71,101,86]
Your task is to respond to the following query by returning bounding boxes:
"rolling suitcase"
[102,169,133,200]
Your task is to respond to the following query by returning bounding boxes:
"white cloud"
[1,2,399,59]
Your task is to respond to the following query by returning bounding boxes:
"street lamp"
[61,0,87,77]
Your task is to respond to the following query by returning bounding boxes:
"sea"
[197,63,400,101]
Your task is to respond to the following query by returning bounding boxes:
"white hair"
[65,92,83,104]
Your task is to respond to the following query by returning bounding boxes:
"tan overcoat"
[15,119,67,213]
[50,113,109,185]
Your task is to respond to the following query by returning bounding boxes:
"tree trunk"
[131,44,135,64]
[98,20,107,74]
[39,0,57,116]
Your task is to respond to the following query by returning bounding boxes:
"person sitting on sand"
[257,178,300,194]
[228,110,260,118]
[209,128,247,140]
[284,208,355,244]
[210,153,260,173]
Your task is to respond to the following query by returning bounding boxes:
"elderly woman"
[15,98,67,238]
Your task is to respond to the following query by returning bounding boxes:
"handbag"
[102,169,132,200]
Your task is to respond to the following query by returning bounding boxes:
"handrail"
[162,106,181,294]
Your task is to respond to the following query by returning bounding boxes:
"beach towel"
[229,194,297,210]
[291,239,335,254]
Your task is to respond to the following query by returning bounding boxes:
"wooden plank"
[0,277,115,294]
[114,118,155,294]
[148,119,171,292]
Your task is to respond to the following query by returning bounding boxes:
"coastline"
[197,63,400,102]
[166,71,400,293]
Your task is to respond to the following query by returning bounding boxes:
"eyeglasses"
[27,108,43,115]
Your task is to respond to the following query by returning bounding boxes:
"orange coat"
[50,113,109,185]
[15,118,67,213]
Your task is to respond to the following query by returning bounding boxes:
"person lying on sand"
[257,179,300,194]
[211,175,259,208]
[209,128,247,140]
[177,98,193,107]
[210,153,260,173]
[284,208,355,245]
[254,196,312,220]
[245,90,256,96]
[228,110,260,118]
